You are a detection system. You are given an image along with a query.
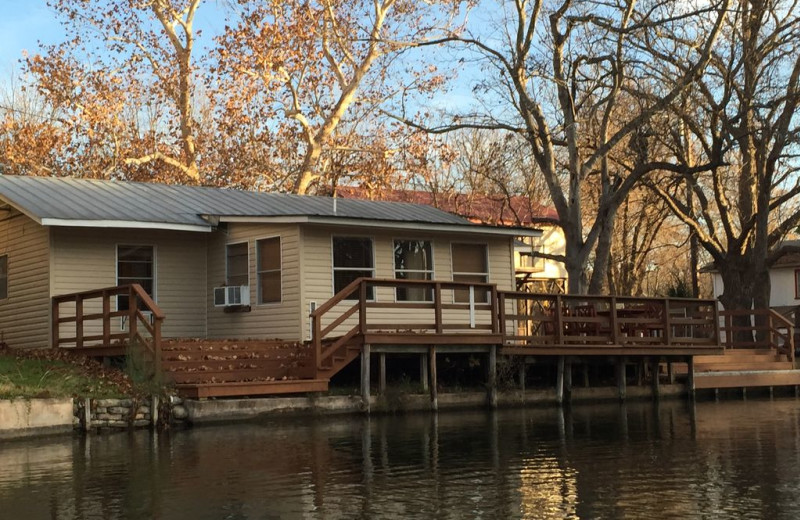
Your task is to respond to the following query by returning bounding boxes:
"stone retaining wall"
[74,395,189,432]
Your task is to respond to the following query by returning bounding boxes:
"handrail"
[719,309,795,362]
[310,277,500,370]
[52,283,165,376]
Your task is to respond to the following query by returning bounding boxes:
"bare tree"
[396,0,729,294]
[649,0,800,312]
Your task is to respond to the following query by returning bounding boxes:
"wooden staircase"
[690,349,800,389]
[161,339,333,398]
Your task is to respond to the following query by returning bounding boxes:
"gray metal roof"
[0,175,483,231]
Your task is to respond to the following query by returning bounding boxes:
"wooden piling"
[487,345,498,409]
[556,356,565,405]
[650,357,660,400]
[564,358,573,403]
[429,346,438,411]
[361,344,371,413]
[420,353,429,392]
[379,353,386,395]
[617,358,627,401]
[687,357,696,400]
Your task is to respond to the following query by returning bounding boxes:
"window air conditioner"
[214,285,250,307]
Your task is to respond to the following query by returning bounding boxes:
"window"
[117,245,154,310]
[333,237,374,299]
[0,255,7,300]
[226,242,249,286]
[452,243,488,303]
[257,237,281,304]
[394,240,433,301]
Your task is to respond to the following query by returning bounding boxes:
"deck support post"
[650,357,660,400]
[487,345,498,409]
[583,364,590,388]
[82,397,91,432]
[667,361,675,384]
[361,344,371,413]
[564,358,573,403]
[379,353,386,395]
[556,356,565,406]
[151,395,159,429]
[616,358,627,401]
[429,346,438,412]
[420,354,429,392]
[687,357,696,400]
[519,361,526,394]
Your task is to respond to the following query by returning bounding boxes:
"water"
[2,398,800,519]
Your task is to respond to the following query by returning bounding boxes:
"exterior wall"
[712,268,800,308]
[206,223,302,341]
[51,227,207,339]
[300,225,515,340]
[539,225,567,279]
[0,213,50,349]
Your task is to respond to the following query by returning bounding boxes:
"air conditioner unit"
[214,285,250,307]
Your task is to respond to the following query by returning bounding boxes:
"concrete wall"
[0,398,74,438]
[0,213,51,349]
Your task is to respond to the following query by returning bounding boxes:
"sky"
[0,1,64,76]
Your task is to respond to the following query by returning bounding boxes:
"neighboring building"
[336,187,567,292]
[0,175,538,350]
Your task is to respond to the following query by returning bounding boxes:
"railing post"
[313,314,322,370]
[610,296,619,344]
[75,294,84,349]
[555,294,563,344]
[51,298,59,349]
[102,290,111,347]
[128,286,138,341]
[469,285,476,329]
[663,298,672,346]
[495,289,504,337]
[153,318,162,376]
[713,301,721,346]
[434,282,443,334]
[359,280,367,335]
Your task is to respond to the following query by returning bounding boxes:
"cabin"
[1,174,785,403]
[337,187,568,293]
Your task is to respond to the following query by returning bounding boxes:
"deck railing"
[310,278,499,370]
[498,292,719,347]
[52,284,165,374]
[720,309,795,362]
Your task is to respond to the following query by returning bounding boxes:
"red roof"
[335,187,557,226]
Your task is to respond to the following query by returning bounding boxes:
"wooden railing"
[497,292,719,347]
[52,284,165,374]
[720,309,795,362]
[310,278,499,370]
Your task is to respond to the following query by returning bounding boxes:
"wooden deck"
[50,280,799,398]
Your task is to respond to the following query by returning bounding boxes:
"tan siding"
[206,224,302,341]
[300,226,515,339]
[51,228,207,339]
[0,214,50,349]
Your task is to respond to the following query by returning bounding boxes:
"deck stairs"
[688,349,800,390]
[159,337,362,398]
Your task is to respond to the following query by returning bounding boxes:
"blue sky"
[0,1,64,75]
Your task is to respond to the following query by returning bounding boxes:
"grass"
[0,354,127,400]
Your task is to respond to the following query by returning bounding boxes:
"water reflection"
[2,399,800,519]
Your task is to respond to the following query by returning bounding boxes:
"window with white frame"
[333,237,374,300]
[117,245,154,310]
[226,242,249,287]
[0,255,7,300]
[451,243,488,303]
[257,237,281,304]
[394,240,433,301]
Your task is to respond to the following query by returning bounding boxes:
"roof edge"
[40,218,212,233]
[215,215,542,237]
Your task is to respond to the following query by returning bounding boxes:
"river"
[2,398,800,519]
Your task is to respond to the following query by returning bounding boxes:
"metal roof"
[0,176,539,236]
